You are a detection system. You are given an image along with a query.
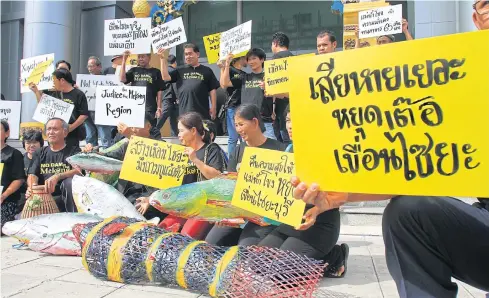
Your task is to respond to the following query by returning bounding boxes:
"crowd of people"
[2,3,489,297]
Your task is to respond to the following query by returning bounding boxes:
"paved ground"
[1,232,487,298]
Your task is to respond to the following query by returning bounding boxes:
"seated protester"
[141,112,226,240]
[258,105,349,278]
[205,104,285,246]
[28,69,89,149]
[1,121,26,230]
[203,119,229,163]
[18,130,44,214]
[27,118,82,212]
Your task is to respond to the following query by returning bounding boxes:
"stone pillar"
[21,1,75,122]
[459,0,477,33]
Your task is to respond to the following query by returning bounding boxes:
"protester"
[18,130,44,214]
[317,30,337,54]
[1,120,25,230]
[155,54,179,137]
[55,60,71,71]
[219,49,276,140]
[84,56,115,149]
[158,44,220,120]
[203,119,228,163]
[27,118,81,212]
[103,55,122,75]
[205,104,284,246]
[218,56,246,156]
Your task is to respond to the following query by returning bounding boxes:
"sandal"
[324,243,349,278]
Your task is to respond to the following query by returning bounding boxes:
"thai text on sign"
[264,53,315,95]
[94,86,146,128]
[32,94,74,125]
[0,101,22,139]
[219,21,252,59]
[20,53,55,93]
[104,18,152,56]
[151,17,187,52]
[358,4,402,39]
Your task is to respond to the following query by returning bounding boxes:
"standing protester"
[27,118,82,212]
[220,49,276,140]
[158,44,220,121]
[55,60,71,71]
[120,51,164,136]
[218,56,246,157]
[317,30,337,54]
[1,120,25,230]
[103,55,122,75]
[156,54,179,137]
[85,56,115,149]
[29,69,89,149]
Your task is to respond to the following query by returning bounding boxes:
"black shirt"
[23,153,33,176]
[1,145,26,203]
[44,89,89,144]
[226,67,245,108]
[272,50,294,121]
[169,65,220,120]
[28,145,81,196]
[125,67,164,115]
[231,72,274,122]
[103,67,117,75]
[228,138,286,172]
[182,143,226,185]
[163,66,178,104]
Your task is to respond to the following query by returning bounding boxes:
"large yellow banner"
[288,30,489,197]
[264,53,315,96]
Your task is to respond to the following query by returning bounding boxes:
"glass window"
[243,1,343,52]
[187,1,237,58]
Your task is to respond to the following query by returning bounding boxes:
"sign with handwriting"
[104,18,152,56]
[219,21,252,59]
[94,86,146,128]
[76,75,122,111]
[119,136,189,189]
[32,94,74,125]
[203,32,221,64]
[359,5,402,39]
[288,30,489,197]
[151,17,187,52]
[264,53,315,95]
[20,53,55,93]
[231,147,305,227]
[0,101,22,139]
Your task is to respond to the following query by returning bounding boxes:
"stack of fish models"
[74,216,325,298]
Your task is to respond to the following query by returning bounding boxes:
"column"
[458,0,477,33]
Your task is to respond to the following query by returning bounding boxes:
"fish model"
[72,175,158,224]
[28,231,81,256]
[66,153,123,174]
[149,173,273,226]
[1,213,101,244]
[73,216,325,298]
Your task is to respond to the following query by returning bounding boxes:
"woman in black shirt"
[205,104,285,246]
[1,121,25,230]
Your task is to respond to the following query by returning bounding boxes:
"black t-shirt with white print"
[182,143,226,185]
[231,72,274,123]
[1,145,26,203]
[125,67,164,115]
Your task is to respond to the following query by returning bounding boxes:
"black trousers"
[205,223,275,247]
[53,178,77,213]
[156,100,179,137]
[383,196,489,298]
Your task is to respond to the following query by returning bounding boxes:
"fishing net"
[73,216,326,298]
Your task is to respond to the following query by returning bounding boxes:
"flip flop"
[324,243,349,278]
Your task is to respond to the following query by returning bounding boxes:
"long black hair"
[178,112,211,143]
[235,104,265,133]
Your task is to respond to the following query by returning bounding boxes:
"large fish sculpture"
[149,173,274,226]
[66,153,123,173]
[28,231,81,256]
[72,175,159,224]
[73,216,325,298]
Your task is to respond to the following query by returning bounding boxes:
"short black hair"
[52,68,75,85]
[184,43,200,53]
[246,48,266,62]
[167,54,177,64]
[1,120,9,142]
[56,60,72,71]
[317,30,337,43]
[271,32,290,48]
[22,129,44,148]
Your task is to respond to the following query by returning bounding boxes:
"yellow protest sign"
[203,33,221,64]
[119,136,189,189]
[0,163,4,181]
[288,30,489,197]
[231,147,305,227]
[20,122,47,139]
[264,53,315,95]
[24,59,54,87]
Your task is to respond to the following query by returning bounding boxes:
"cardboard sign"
[231,147,305,227]
[359,4,402,39]
[151,17,187,52]
[0,101,22,139]
[104,18,152,56]
[19,122,47,140]
[264,53,315,95]
[32,94,74,125]
[20,53,55,93]
[119,136,189,189]
[203,32,221,64]
[288,30,489,197]
[94,86,146,128]
[76,75,122,111]
[219,21,252,59]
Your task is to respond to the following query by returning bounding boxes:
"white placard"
[115,65,136,80]
[151,17,187,53]
[95,86,146,128]
[32,94,74,125]
[76,75,122,111]
[104,18,152,56]
[219,20,252,59]
[358,5,403,39]
[20,53,55,93]
[0,101,22,139]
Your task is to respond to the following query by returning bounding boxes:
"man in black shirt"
[158,44,220,120]
[29,69,89,149]
[220,49,276,140]
[156,54,179,137]
[27,118,81,212]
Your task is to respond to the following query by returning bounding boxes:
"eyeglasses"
[474,0,489,15]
